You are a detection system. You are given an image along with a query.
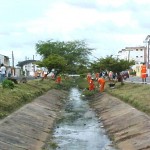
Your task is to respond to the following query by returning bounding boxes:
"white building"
[16,60,48,77]
[0,54,10,66]
[118,46,146,64]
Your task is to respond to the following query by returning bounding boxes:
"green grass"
[0,78,56,119]
[76,77,150,115]
[106,82,150,115]
[1,77,150,119]
[0,77,78,119]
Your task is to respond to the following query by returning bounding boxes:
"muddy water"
[47,88,116,150]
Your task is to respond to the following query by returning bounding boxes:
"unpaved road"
[0,89,149,150]
[91,93,150,150]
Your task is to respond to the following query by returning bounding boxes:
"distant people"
[108,71,113,81]
[141,63,147,83]
[0,64,6,82]
[95,73,99,80]
[98,77,106,92]
[87,73,91,83]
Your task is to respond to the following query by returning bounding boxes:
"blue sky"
[0,0,150,66]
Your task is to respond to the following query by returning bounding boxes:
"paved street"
[125,75,150,84]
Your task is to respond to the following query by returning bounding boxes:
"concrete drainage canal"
[45,88,117,150]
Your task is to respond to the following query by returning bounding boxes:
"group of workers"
[87,73,106,92]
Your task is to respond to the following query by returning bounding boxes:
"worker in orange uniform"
[141,63,147,83]
[56,75,61,84]
[89,78,95,91]
[98,77,106,92]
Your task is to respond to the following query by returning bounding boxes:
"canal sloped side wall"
[0,89,68,150]
[91,93,150,150]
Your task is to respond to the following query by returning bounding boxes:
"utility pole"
[128,50,131,62]
[12,51,14,68]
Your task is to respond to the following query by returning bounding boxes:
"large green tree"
[36,54,67,74]
[90,55,135,73]
[36,40,93,74]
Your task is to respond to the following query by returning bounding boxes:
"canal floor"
[45,88,116,150]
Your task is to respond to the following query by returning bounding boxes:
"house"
[16,60,44,77]
[117,46,147,77]
[118,46,146,64]
[0,54,10,66]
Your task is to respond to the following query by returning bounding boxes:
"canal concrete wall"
[91,93,150,150]
[0,89,67,150]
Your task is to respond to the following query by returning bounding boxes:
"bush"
[2,79,15,89]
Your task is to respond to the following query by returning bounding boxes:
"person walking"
[141,63,147,83]
[0,64,6,82]
[98,77,106,92]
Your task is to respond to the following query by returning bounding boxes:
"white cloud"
[96,0,128,7]
[0,0,150,65]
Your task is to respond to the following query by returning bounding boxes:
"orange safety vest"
[98,77,105,92]
[89,79,95,91]
[141,65,147,79]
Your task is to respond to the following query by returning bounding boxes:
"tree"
[36,54,67,75]
[35,40,93,74]
[90,55,135,73]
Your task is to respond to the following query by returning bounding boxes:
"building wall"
[0,54,10,66]
[118,46,146,64]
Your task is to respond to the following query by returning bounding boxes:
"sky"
[0,0,150,66]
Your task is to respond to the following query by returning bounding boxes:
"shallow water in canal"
[46,88,117,150]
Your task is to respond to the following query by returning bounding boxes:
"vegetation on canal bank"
[106,82,150,115]
[0,77,77,119]
[76,77,150,115]
[1,76,150,119]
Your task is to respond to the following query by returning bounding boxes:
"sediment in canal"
[91,92,150,150]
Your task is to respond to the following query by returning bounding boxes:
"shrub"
[2,79,15,89]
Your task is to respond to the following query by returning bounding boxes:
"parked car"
[120,71,129,80]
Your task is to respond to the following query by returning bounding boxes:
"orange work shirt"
[141,65,147,79]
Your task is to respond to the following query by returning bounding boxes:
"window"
[136,56,138,58]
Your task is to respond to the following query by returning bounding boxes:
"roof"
[16,60,37,67]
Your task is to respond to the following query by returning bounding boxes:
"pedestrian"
[108,71,113,81]
[0,64,6,82]
[98,76,106,92]
[141,63,147,83]
[89,78,95,91]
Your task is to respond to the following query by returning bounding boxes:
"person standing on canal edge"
[141,62,147,84]
[0,64,6,83]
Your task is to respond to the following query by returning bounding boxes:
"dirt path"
[0,89,67,150]
[91,92,150,150]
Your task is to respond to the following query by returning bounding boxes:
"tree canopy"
[35,40,93,74]
[90,55,135,73]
